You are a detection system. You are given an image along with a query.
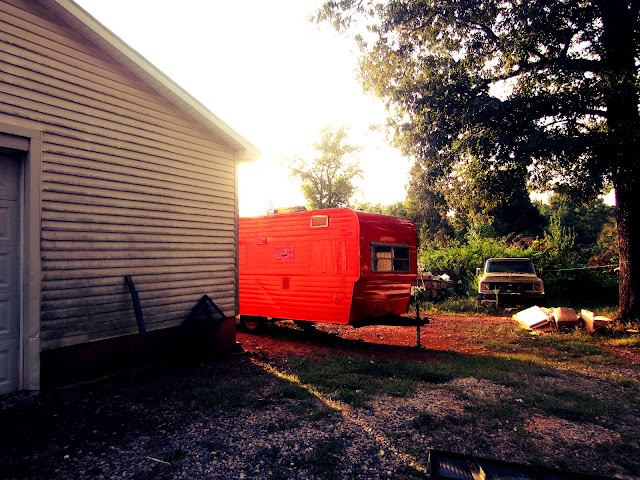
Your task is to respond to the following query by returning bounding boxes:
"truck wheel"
[240,315,265,333]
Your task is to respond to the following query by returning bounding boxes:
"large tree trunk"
[615,179,640,322]
[601,1,640,322]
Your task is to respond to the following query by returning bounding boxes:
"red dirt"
[237,314,640,377]
[237,315,510,361]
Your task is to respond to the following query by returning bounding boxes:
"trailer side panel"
[239,209,360,324]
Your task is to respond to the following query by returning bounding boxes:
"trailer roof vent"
[310,215,329,228]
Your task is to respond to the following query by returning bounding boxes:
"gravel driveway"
[2,315,639,479]
[2,355,426,479]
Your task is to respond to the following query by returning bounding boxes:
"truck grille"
[487,282,536,293]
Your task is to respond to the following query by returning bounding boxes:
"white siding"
[0,0,239,349]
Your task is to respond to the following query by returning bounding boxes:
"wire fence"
[544,264,618,273]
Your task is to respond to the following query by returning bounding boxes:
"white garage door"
[0,153,20,395]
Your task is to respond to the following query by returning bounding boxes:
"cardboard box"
[553,307,580,329]
[513,306,552,330]
[581,309,613,332]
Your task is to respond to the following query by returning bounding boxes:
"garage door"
[0,153,20,395]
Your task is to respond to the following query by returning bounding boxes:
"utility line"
[544,264,617,273]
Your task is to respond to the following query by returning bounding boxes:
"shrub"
[542,268,618,306]
[419,236,543,296]
[418,235,618,305]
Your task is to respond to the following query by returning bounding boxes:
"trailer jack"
[414,294,429,350]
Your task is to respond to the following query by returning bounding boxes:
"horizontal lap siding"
[1,0,238,349]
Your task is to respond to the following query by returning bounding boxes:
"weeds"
[537,389,616,425]
[279,323,638,476]
[176,377,266,410]
[606,336,640,348]
[5,315,640,480]
[285,355,454,405]
[415,298,488,315]
[410,412,437,429]
[162,448,186,465]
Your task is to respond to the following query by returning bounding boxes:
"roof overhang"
[37,0,260,163]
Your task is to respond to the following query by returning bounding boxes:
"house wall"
[0,0,238,351]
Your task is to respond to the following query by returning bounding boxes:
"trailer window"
[310,215,329,228]
[371,243,410,272]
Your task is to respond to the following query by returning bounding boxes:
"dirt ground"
[240,314,640,369]
[2,314,639,479]
[237,315,640,479]
[238,315,510,361]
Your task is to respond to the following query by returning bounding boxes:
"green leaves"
[287,125,363,210]
[317,0,639,206]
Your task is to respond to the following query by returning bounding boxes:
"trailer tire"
[294,320,315,331]
[240,315,265,333]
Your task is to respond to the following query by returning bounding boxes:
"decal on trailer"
[275,246,295,261]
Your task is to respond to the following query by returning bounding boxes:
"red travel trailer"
[238,208,418,331]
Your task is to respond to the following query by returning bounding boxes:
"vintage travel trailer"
[238,208,417,331]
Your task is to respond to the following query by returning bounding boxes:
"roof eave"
[37,0,260,163]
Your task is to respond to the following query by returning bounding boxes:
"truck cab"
[477,258,544,304]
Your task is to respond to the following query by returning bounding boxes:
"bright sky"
[74,0,412,216]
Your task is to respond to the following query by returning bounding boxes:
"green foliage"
[538,194,616,260]
[317,0,640,319]
[544,212,576,256]
[418,236,544,296]
[594,218,619,265]
[417,235,618,305]
[542,268,618,307]
[446,161,546,238]
[416,297,491,315]
[404,164,455,245]
[287,125,363,209]
[318,0,638,198]
[353,200,408,218]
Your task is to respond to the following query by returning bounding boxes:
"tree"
[444,160,545,238]
[318,0,640,322]
[404,163,453,246]
[287,126,363,209]
[353,200,407,217]
[538,194,617,255]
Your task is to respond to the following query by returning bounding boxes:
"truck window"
[371,243,410,272]
[486,260,535,274]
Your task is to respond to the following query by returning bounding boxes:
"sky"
[74,0,412,216]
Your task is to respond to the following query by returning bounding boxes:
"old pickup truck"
[477,258,544,304]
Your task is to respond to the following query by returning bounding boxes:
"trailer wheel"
[240,315,265,333]
[294,320,315,331]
